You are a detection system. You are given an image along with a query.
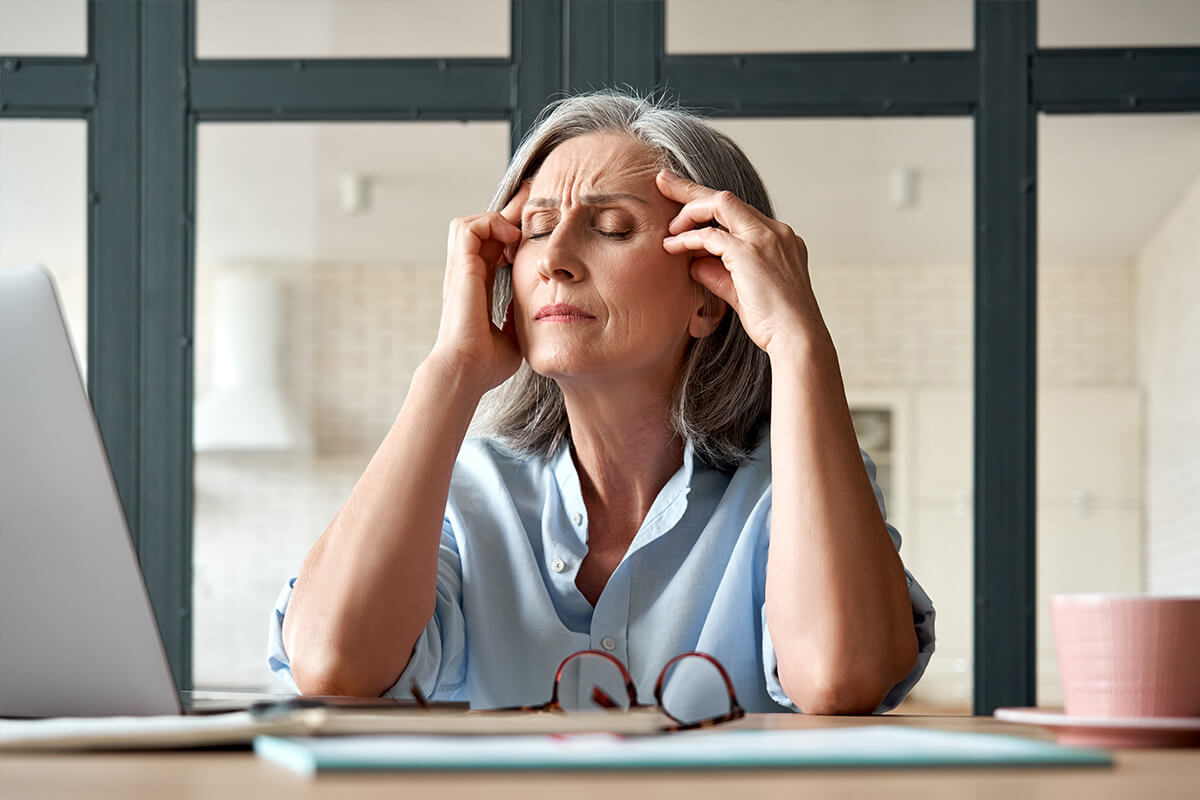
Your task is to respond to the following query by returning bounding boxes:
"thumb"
[690,257,738,312]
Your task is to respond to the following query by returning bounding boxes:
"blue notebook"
[254,725,1113,777]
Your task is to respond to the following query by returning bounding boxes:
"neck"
[560,378,684,528]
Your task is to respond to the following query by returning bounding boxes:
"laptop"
[0,265,297,718]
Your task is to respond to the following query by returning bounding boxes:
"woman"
[270,92,935,715]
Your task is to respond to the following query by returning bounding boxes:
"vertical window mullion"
[973,0,1038,714]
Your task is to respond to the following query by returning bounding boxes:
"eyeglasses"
[471,649,746,732]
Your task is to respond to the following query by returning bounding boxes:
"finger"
[666,193,766,236]
[656,171,762,235]
[662,226,736,259]
[480,240,505,274]
[690,256,739,311]
[667,202,725,236]
[454,213,523,261]
[460,215,522,268]
[500,180,532,225]
[452,226,502,285]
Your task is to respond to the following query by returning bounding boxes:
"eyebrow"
[526,192,650,209]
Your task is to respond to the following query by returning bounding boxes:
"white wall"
[1137,173,1200,594]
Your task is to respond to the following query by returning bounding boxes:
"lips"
[535,303,595,321]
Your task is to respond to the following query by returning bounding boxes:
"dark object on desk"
[246,694,469,719]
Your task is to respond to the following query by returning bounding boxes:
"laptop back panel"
[0,265,182,717]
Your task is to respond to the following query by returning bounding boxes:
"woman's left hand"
[657,170,823,356]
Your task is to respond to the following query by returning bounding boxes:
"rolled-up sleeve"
[266,578,300,692]
[760,449,937,713]
[266,522,469,700]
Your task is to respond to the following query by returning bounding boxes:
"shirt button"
[551,558,566,573]
[600,637,616,651]
[571,511,583,526]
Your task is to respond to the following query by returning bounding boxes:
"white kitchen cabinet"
[1036,505,1143,705]
[1038,389,1142,502]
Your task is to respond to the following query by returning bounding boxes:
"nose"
[535,225,585,284]
[537,261,578,282]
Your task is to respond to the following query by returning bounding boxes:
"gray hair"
[477,90,773,472]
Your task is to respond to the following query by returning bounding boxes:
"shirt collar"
[552,439,587,545]
[550,436,696,549]
[631,437,695,549]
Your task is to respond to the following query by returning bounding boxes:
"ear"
[688,288,727,339]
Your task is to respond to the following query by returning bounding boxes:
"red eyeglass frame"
[473,649,747,732]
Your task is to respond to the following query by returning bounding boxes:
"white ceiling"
[2,1,1199,270]
[1040,115,1200,265]
[712,117,974,266]
[192,121,512,267]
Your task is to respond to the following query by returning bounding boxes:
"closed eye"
[527,228,631,240]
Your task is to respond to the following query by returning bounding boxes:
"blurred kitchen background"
[2,0,1199,713]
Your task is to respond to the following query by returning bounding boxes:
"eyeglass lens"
[658,654,735,726]
[556,652,635,712]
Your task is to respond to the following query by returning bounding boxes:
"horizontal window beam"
[661,51,978,116]
[1036,47,1200,112]
[189,59,514,121]
[0,57,94,117]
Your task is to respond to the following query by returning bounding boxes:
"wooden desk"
[3,714,1197,799]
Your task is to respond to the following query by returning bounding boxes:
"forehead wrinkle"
[527,192,649,209]
[529,137,662,211]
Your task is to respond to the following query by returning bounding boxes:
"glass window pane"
[712,117,973,712]
[196,0,509,59]
[193,120,509,690]
[1037,113,1200,708]
[0,120,88,374]
[0,0,86,55]
[667,0,972,54]
[1040,0,1200,47]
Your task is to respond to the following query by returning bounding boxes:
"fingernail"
[661,169,677,181]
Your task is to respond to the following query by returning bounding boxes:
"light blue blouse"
[269,435,936,713]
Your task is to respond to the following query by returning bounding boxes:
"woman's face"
[510,133,708,391]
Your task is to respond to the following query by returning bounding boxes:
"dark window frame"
[2,0,1198,713]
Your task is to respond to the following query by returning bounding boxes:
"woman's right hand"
[430,181,530,392]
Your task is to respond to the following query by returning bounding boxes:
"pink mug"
[1052,594,1200,718]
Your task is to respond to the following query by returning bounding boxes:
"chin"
[524,345,599,382]
[526,359,588,382]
